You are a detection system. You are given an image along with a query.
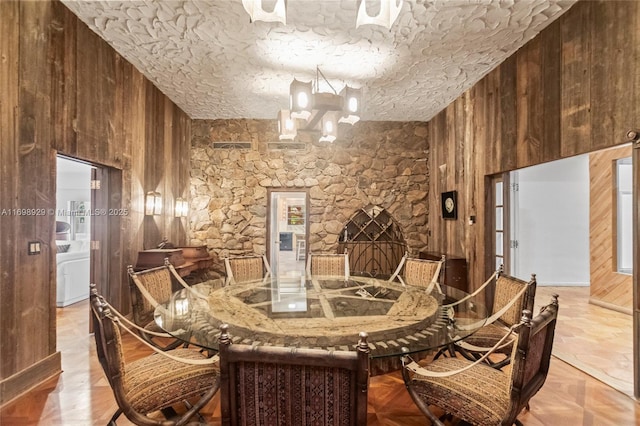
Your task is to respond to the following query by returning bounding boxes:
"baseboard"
[536,282,590,287]
[0,351,62,408]
[589,298,633,315]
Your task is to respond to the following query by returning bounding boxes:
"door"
[268,189,308,278]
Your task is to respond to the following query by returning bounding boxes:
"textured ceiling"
[61,0,577,122]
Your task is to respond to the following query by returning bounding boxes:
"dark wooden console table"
[135,246,213,278]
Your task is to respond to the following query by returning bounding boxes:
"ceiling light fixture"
[278,67,362,143]
[242,0,402,29]
[356,0,403,29]
[241,0,287,24]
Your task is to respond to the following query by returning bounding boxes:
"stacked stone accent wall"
[189,119,430,268]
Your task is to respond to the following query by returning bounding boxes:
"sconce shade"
[174,197,188,217]
[277,109,298,140]
[145,191,162,216]
[289,79,313,120]
[241,0,287,24]
[356,0,403,29]
[339,85,362,125]
[319,112,339,143]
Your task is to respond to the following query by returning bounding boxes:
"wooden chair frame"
[90,286,220,425]
[402,295,559,426]
[219,324,370,426]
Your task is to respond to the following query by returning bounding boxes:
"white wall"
[56,157,92,240]
[512,154,590,286]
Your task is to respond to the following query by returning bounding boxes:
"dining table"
[154,274,488,375]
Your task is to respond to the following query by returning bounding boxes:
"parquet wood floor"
[535,286,633,398]
[1,295,638,425]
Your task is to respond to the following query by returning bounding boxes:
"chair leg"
[108,408,122,425]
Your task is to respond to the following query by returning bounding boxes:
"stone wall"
[189,119,430,271]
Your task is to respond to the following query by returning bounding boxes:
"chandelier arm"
[316,66,338,95]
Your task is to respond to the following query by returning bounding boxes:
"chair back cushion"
[404,258,441,288]
[492,274,535,326]
[219,328,369,426]
[129,266,174,326]
[309,254,347,277]
[228,257,265,283]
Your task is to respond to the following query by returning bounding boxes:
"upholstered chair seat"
[405,357,510,426]
[402,296,559,426]
[125,348,219,414]
[90,286,221,425]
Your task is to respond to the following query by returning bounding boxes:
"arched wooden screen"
[337,205,406,278]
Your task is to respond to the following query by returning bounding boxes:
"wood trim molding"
[0,351,61,408]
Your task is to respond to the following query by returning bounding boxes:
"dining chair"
[127,260,191,351]
[401,295,559,426]
[90,285,220,426]
[223,253,272,285]
[218,324,370,426]
[306,251,350,279]
[388,252,445,292]
[448,267,537,369]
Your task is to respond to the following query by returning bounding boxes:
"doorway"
[267,189,308,278]
[55,156,94,309]
[492,146,634,397]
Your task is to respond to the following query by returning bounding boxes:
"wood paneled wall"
[426,0,640,292]
[0,0,190,405]
[589,145,633,312]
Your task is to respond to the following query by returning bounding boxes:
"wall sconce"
[174,197,189,217]
[145,191,162,216]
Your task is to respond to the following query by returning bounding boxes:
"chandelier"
[241,0,403,30]
[277,67,362,143]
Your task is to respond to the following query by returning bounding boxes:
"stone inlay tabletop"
[154,275,487,371]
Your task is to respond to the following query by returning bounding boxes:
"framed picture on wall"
[441,191,457,220]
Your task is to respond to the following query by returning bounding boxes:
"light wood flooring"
[1,288,639,425]
[535,286,633,398]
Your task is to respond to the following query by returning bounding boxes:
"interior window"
[616,157,632,274]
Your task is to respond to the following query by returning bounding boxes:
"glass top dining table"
[154,274,487,374]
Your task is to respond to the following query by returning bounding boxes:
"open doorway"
[494,145,634,397]
[55,156,94,308]
[267,189,308,278]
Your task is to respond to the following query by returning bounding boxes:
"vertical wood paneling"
[427,0,639,295]
[1,0,191,403]
[589,145,633,310]
[590,1,639,151]
[561,2,592,157]
[50,2,77,154]
[124,64,146,265]
[18,0,54,371]
[516,22,562,168]
[0,0,20,380]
